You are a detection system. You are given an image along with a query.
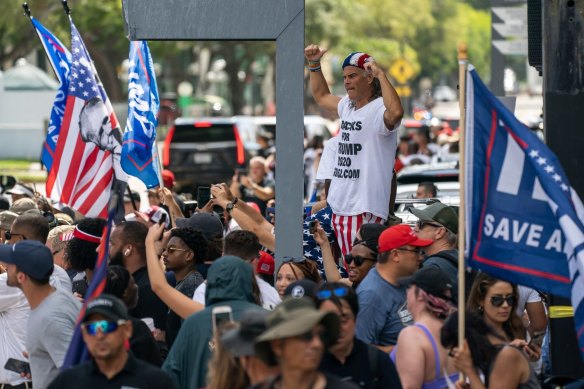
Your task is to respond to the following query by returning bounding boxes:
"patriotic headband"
[342,52,373,70]
[73,225,101,244]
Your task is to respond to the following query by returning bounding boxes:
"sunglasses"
[316,287,349,300]
[82,320,126,336]
[164,246,190,254]
[345,254,376,266]
[282,256,306,264]
[296,328,327,343]
[4,231,26,241]
[416,220,443,230]
[490,295,516,307]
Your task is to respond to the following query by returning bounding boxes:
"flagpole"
[457,42,468,352]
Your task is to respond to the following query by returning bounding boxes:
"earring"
[478,305,484,313]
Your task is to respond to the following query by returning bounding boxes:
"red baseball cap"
[162,169,175,188]
[378,224,433,253]
[257,251,275,275]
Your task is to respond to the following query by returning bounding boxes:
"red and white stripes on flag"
[332,212,385,260]
[45,21,122,218]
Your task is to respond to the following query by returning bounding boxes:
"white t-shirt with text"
[327,96,398,219]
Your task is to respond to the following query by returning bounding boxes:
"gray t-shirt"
[355,268,413,346]
[27,289,81,389]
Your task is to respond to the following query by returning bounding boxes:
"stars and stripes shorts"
[331,212,385,262]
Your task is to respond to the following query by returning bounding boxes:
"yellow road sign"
[389,58,415,84]
[395,85,412,97]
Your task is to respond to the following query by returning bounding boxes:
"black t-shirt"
[128,266,168,331]
[130,317,163,367]
[47,353,176,389]
[319,338,402,389]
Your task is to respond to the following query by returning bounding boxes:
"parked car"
[396,161,459,185]
[162,117,255,195]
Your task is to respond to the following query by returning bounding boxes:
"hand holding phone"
[309,220,318,235]
[212,306,233,335]
[4,358,31,376]
[528,331,545,349]
[197,186,212,208]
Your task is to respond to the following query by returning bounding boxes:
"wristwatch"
[226,197,239,213]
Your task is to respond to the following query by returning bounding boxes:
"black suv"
[163,117,257,195]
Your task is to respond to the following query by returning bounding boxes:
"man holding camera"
[305,44,404,257]
[230,156,275,216]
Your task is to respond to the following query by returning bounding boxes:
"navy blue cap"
[0,240,54,279]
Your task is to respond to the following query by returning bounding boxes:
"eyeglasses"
[395,247,422,254]
[316,287,349,300]
[296,328,327,343]
[345,254,376,266]
[416,220,443,230]
[164,246,190,254]
[82,320,126,335]
[52,249,63,256]
[282,256,306,264]
[490,295,516,307]
[5,231,26,241]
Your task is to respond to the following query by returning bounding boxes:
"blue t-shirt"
[355,268,413,346]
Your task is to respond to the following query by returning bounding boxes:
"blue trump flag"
[30,17,72,172]
[465,66,584,356]
[121,41,161,188]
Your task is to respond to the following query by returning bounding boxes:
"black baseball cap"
[284,279,318,299]
[0,240,54,280]
[399,267,453,301]
[83,294,129,323]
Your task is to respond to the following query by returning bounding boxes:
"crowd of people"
[0,44,549,389]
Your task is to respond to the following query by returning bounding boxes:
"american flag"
[465,66,584,357]
[29,17,71,172]
[45,20,127,218]
[302,206,348,279]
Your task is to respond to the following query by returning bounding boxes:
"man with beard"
[108,221,168,344]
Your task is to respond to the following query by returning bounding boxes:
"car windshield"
[172,123,234,142]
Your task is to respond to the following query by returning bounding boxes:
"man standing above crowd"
[304,44,404,256]
[0,241,80,389]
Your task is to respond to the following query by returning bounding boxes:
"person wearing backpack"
[410,202,463,304]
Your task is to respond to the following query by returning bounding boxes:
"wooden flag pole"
[457,42,468,352]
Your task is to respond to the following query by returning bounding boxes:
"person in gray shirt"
[0,240,80,389]
[355,225,432,353]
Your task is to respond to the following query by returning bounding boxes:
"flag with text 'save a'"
[121,41,162,188]
[45,20,127,218]
[30,17,71,172]
[465,66,584,357]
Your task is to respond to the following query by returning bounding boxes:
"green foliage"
[305,0,491,89]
